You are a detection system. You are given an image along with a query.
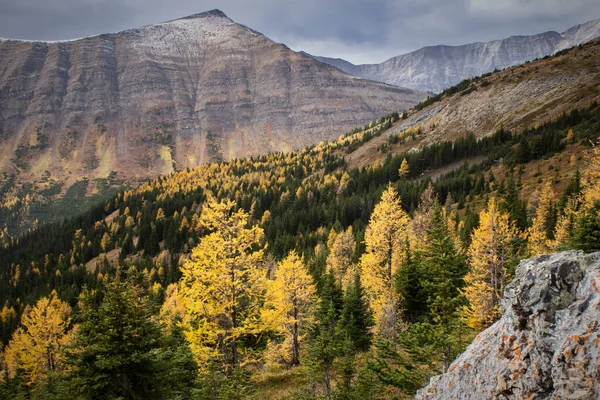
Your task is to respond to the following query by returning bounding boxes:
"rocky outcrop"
[416,251,600,400]
[312,18,600,93]
[0,9,423,188]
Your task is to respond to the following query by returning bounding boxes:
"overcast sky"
[1,0,599,64]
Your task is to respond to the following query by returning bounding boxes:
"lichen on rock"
[416,250,600,400]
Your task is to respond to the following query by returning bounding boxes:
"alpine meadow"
[1,5,600,400]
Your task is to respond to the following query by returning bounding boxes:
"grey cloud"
[0,0,599,63]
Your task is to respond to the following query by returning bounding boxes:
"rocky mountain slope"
[311,18,600,93]
[416,250,600,399]
[344,39,600,172]
[0,10,423,229]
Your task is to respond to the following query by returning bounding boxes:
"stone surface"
[312,18,600,93]
[416,251,600,400]
[0,9,423,188]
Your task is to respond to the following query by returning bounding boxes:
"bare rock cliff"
[0,9,423,186]
[312,18,600,93]
[416,250,600,400]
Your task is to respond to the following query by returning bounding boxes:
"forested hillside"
[1,43,600,399]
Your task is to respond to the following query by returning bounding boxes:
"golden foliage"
[360,185,411,337]
[263,251,317,366]
[462,198,520,330]
[4,291,74,386]
[178,199,265,368]
[398,158,410,176]
[326,226,356,289]
[553,146,600,249]
[527,179,554,256]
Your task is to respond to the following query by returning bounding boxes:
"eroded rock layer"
[416,251,600,400]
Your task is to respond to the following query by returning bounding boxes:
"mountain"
[0,9,424,233]
[2,32,600,399]
[343,39,600,173]
[416,250,600,399]
[310,17,600,93]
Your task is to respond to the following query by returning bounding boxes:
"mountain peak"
[168,9,232,23]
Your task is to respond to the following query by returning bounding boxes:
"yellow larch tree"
[528,179,555,256]
[462,198,520,330]
[4,291,74,388]
[398,158,410,177]
[553,146,600,250]
[263,251,317,367]
[360,184,411,338]
[159,283,186,330]
[326,226,356,289]
[411,183,437,248]
[100,231,112,252]
[178,199,265,369]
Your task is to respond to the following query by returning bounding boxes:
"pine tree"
[178,199,265,369]
[302,269,344,399]
[418,203,467,372]
[395,240,427,322]
[337,272,374,351]
[500,173,527,230]
[462,198,520,330]
[144,226,160,256]
[66,279,182,399]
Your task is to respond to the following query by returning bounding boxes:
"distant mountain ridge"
[0,9,423,232]
[309,17,600,93]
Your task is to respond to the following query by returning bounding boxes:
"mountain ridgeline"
[0,9,423,235]
[310,17,600,92]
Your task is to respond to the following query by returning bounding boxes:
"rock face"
[312,18,600,93]
[416,251,600,400]
[0,9,423,186]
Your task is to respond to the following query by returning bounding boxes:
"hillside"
[311,17,600,93]
[343,39,600,171]
[0,9,423,234]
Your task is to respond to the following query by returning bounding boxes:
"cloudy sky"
[1,0,600,64]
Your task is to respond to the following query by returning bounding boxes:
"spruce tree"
[414,203,467,372]
[338,272,373,351]
[65,278,185,399]
[395,241,427,322]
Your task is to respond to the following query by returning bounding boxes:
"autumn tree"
[4,291,73,390]
[360,185,411,338]
[101,231,112,252]
[571,147,600,251]
[178,199,265,369]
[462,198,520,330]
[263,251,317,366]
[411,183,437,248]
[326,226,356,289]
[528,179,555,256]
[398,158,410,177]
[552,147,600,252]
